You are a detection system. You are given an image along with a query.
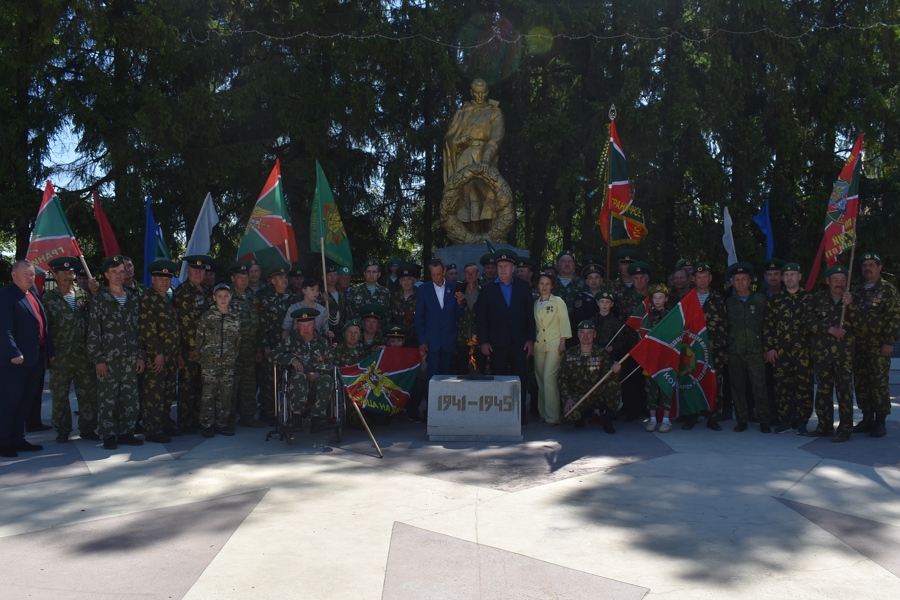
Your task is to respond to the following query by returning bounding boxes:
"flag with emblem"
[339,348,421,416]
[625,295,651,338]
[629,290,717,418]
[806,134,864,290]
[237,159,298,267]
[310,161,353,270]
[26,180,84,274]
[599,119,648,246]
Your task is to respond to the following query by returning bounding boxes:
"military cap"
[147,259,178,277]
[825,265,849,278]
[627,261,651,276]
[228,260,252,275]
[541,262,559,273]
[212,283,232,294]
[762,258,785,272]
[289,263,306,277]
[398,263,418,278]
[494,250,519,264]
[337,266,351,276]
[674,258,694,271]
[342,318,362,331]
[325,263,340,274]
[583,254,603,267]
[595,289,616,303]
[76,262,98,277]
[363,259,381,270]
[782,262,801,273]
[726,262,754,278]
[480,253,496,266]
[582,263,606,279]
[692,263,712,274]
[266,263,290,279]
[388,258,402,266]
[301,277,320,289]
[556,249,576,263]
[102,255,126,273]
[360,304,384,320]
[290,307,320,321]
[385,325,407,339]
[517,257,537,271]
[576,320,596,330]
[616,248,644,263]
[859,252,882,266]
[49,256,78,271]
[649,283,669,296]
[445,263,457,271]
[184,254,214,270]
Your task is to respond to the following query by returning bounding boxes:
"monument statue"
[441,78,514,244]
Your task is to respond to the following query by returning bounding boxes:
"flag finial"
[608,104,617,121]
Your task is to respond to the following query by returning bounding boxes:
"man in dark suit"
[0,260,55,457]
[416,258,465,380]
[476,250,536,423]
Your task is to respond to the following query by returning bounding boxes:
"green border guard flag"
[310,161,353,270]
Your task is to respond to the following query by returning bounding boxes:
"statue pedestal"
[426,376,523,441]
[434,244,529,276]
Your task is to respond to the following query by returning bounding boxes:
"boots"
[870,414,887,438]
[853,411,874,433]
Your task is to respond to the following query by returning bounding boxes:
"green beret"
[360,304,384,320]
[291,307,320,321]
[184,254,214,270]
[674,258,694,271]
[693,263,712,275]
[825,265,849,278]
[148,260,178,277]
[762,258,785,272]
[480,253,496,266]
[627,261,651,276]
[76,262,97,277]
[616,247,644,263]
[342,318,362,331]
[212,283,232,294]
[398,263,417,278]
[541,262,558,273]
[228,261,251,275]
[289,263,305,277]
[576,320,596,330]
[859,252,882,266]
[266,263,290,279]
[494,250,518,264]
[363,259,380,270]
[649,283,669,296]
[445,263,457,271]
[49,256,78,271]
[556,249,576,263]
[782,262,801,273]
[385,325,407,338]
[102,255,126,273]
[582,264,605,279]
[595,289,616,303]
[726,262,754,278]
[388,258,402,266]
[337,266,351,276]
[517,257,537,271]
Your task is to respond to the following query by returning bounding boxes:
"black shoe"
[14,441,43,452]
[760,424,771,434]
[80,431,101,441]
[0,446,18,458]
[103,436,118,450]
[870,414,887,438]
[56,433,69,444]
[706,420,723,431]
[853,411,874,433]
[831,430,851,443]
[795,422,809,435]
[134,423,145,434]
[201,428,215,438]
[774,422,793,434]
[145,433,172,444]
[116,434,144,446]
[734,422,748,432]
[215,427,235,437]
[802,427,834,437]
[25,423,52,432]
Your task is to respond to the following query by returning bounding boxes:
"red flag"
[625,295,650,337]
[93,190,121,257]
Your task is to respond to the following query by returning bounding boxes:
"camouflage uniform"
[346,283,391,322]
[269,331,335,417]
[559,345,620,424]
[361,334,387,355]
[44,286,97,437]
[230,287,261,423]
[389,288,419,346]
[258,289,299,420]
[173,282,211,428]
[806,291,857,434]
[456,285,484,374]
[852,278,900,416]
[699,290,728,419]
[333,343,366,367]
[552,274,584,310]
[196,307,242,429]
[86,287,143,439]
[139,291,181,435]
[725,292,770,424]
[124,281,146,300]
[764,289,814,425]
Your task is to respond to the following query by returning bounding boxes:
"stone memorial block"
[427,375,522,442]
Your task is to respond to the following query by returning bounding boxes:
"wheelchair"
[265,364,345,445]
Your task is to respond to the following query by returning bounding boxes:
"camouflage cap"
[595,289,616,303]
[291,307,320,321]
[762,258,785,272]
[576,319,596,330]
[48,256,78,271]
[859,252,882,266]
[385,325,407,338]
[102,255,126,273]
[825,265,849,278]
[627,261,651,276]
[148,259,179,277]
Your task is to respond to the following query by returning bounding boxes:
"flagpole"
[563,352,630,419]
[77,255,94,281]
[619,364,642,384]
[603,322,628,351]
[319,236,330,321]
[605,106,615,284]
[349,400,383,458]
[839,225,858,327]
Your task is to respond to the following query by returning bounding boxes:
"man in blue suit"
[1,261,55,458]
[415,258,465,382]
[476,250,536,423]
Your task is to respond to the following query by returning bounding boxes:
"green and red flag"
[339,348,421,416]
[626,295,651,338]
[599,119,648,246]
[236,159,298,268]
[310,161,353,270]
[806,134,864,290]
[629,290,717,418]
[26,180,84,274]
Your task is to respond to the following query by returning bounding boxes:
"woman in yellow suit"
[533,272,572,425]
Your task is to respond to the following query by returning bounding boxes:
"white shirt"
[433,281,446,309]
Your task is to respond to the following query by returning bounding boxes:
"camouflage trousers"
[96,359,139,439]
[231,352,259,422]
[562,382,620,424]
[178,359,202,428]
[645,375,671,411]
[140,360,178,435]
[49,354,97,435]
[814,358,854,433]
[728,352,770,424]
[853,345,892,415]
[200,366,234,429]
[287,370,335,418]
[773,347,813,424]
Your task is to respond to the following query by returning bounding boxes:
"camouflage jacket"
[124,281,146,300]
[457,285,480,344]
[764,289,813,355]
[806,291,856,361]
[42,286,91,359]
[269,331,334,372]
[282,301,330,339]
[333,343,367,367]
[346,283,391,321]
[259,290,299,350]
[852,278,900,348]
[86,287,143,364]
[139,290,181,361]
[699,290,728,369]
[230,287,261,356]
[725,293,766,354]
[389,288,418,345]
[196,307,242,367]
[552,274,585,310]
[173,282,211,356]
[559,345,620,402]
[360,334,387,354]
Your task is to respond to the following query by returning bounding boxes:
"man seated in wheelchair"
[269,307,335,429]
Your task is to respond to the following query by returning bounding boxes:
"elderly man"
[173,254,213,433]
[0,261,55,457]
[553,250,584,309]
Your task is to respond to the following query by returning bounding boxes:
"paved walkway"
[2,378,900,599]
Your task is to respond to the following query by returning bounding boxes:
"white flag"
[722,207,738,266]
[180,193,220,281]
